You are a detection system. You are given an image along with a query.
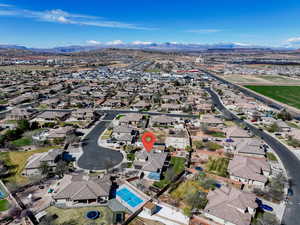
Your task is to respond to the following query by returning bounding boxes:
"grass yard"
[245,85,300,109]
[206,157,229,177]
[153,157,185,189]
[171,157,186,174]
[266,152,278,161]
[11,137,32,147]
[0,199,10,211]
[101,129,113,140]
[46,206,113,225]
[0,146,57,185]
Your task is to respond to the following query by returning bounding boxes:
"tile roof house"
[228,155,270,187]
[24,149,63,176]
[286,128,300,142]
[150,115,177,127]
[133,151,168,180]
[36,111,70,121]
[275,120,291,132]
[47,126,75,140]
[200,115,223,127]
[204,186,258,225]
[225,126,252,139]
[226,138,265,158]
[119,114,143,126]
[7,108,36,121]
[53,174,111,206]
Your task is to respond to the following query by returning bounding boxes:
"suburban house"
[228,155,270,187]
[275,120,291,132]
[24,149,63,176]
[53,174,111,206]
[71,108,98,121]
[199,114,223,127]
[47,126,75,141]
[286,128,300,142]
[225,138,265,158]
[119,114,143,126]
[225,126,252,139]
[150,115,177,127]
[36,111,70,122]
[133,151,169,180]
[7,108,36,121]
[204,186,258,225]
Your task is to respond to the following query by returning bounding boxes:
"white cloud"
[131,41,153,45]
[286,37,300,44]
[0,3,12,7]
[0,6,154,30]
[86,40,101,45]
[186,29,221,33]
[106,40,124,45]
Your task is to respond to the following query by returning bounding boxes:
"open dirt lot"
[221,74,300,85]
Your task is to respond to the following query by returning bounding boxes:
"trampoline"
[85,210,100,220]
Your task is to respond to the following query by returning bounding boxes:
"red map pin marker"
[142,132,156,153]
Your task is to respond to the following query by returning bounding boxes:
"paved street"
[77,113,124,171]
[207,87,300,225]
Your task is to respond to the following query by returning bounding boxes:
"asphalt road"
[77,113,124,171]
[207,87,300,225]
[77,111,195,171]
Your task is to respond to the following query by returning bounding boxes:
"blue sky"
[1,0,300,48]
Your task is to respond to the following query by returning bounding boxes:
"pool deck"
[116,182,149,212]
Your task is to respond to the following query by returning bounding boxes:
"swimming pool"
[116,187,144,208]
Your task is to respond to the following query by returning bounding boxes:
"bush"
[206,142,223,151]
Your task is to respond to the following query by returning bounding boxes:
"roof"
[236,139,265,156]
[226,126,252,138]
[135,151,168,172]
[204,186,257,225]
[26,149,62,169]
[54,175,111,200]
[228,155,270,183]
[119,114,143,123]
[151,115,177,124]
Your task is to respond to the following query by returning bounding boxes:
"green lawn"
[46,206,113,225]
[11,137,32,147]
[206,157,229,177]
[171,157,186,174]
[0,199,10,211]
[266,152,278,161]
[0,146,58,185]
[153,157,185,189]
[245,86,300,109]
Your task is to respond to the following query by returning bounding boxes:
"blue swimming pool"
[116,187,143,208]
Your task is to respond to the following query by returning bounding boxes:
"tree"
[194,140,204,149]
[277,109,292,121]
[256,212,279,225]
[267,122,280,133]
[185,146,192,152]
[55,160,69,178]
[185,191,208,210]
[39,162,51,177]
[17,120,30,132]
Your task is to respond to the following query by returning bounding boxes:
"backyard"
[205,157,229,177]
[45,206,113,225]
[153,157,185,189]
[0,146,57,185]
[0,199,10,212]
[245,85,300,110]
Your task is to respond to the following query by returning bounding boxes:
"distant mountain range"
[0,42,295,53]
